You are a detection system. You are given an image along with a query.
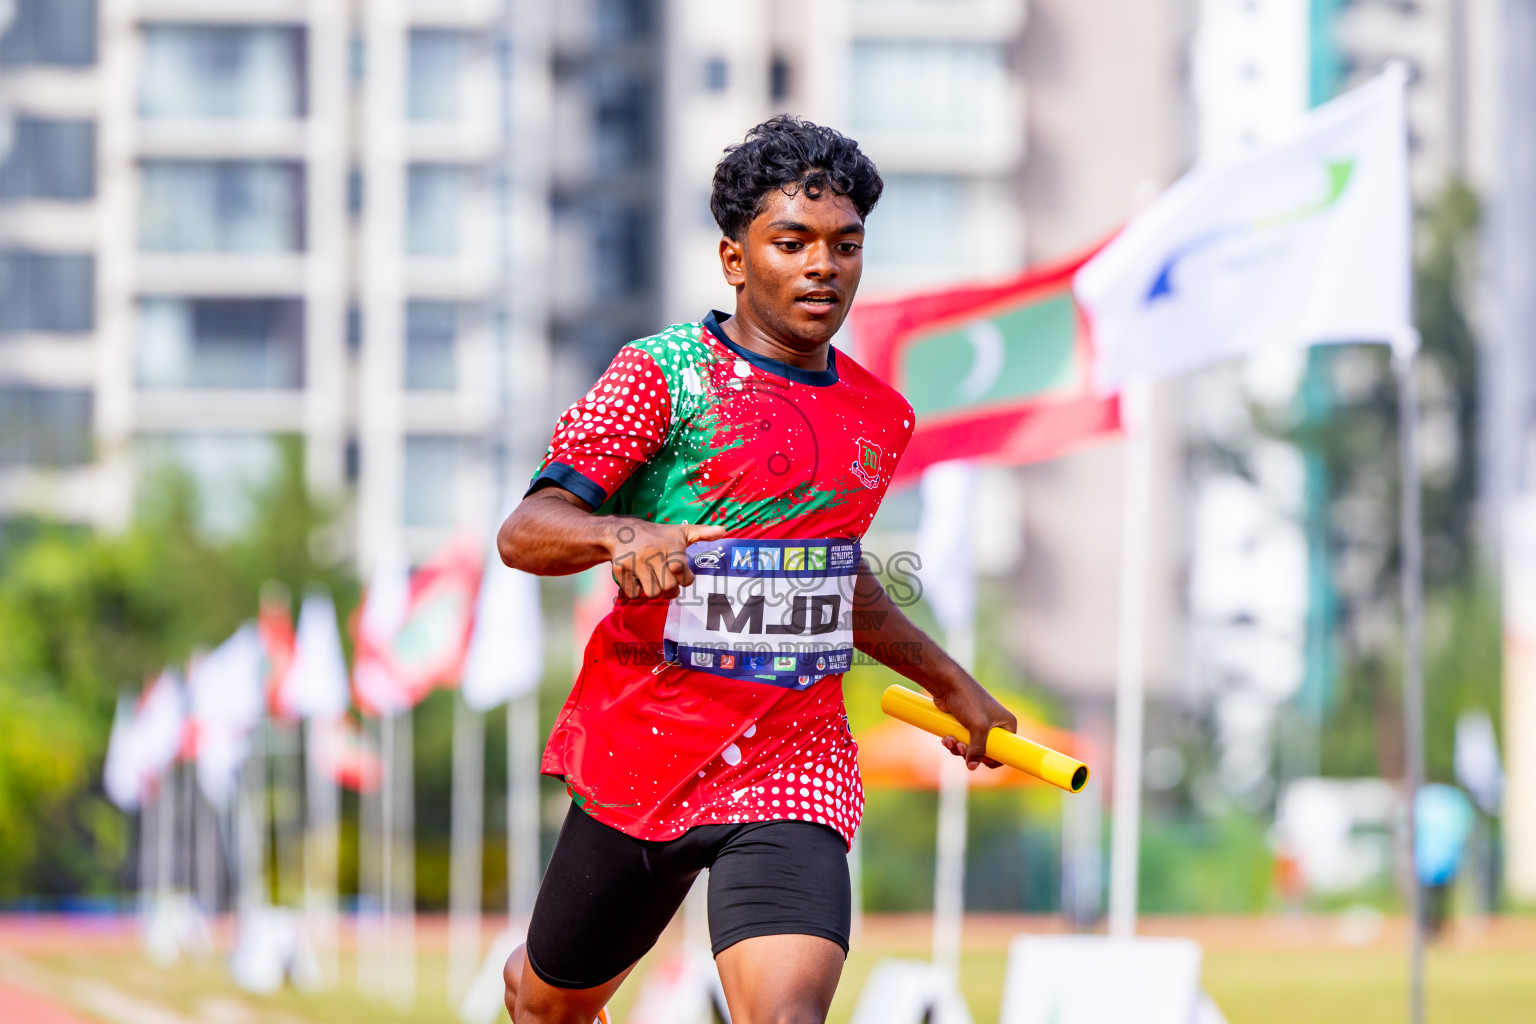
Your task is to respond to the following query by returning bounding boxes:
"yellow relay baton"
[880,685,1090,793]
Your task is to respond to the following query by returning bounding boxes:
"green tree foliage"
[0,438,355,899]
[1302,182,1499,780]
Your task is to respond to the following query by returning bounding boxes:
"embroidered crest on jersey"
[852,437,883,488]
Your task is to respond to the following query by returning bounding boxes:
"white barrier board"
[998,935,1217,1024]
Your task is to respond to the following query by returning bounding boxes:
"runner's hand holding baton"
[882,685,1090,792]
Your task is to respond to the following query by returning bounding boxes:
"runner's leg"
[706,820,852,1024]
[505,804,704,1023]
[504,943,632,1024]
[715,933,845,1024]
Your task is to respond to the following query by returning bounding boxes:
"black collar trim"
[702,310,839,387]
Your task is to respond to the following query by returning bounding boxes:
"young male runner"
[497,116,1016,1024]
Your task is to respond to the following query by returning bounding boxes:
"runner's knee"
[503,945,525,1016]
[745,1005,827,1024]
[512,989,605,1024]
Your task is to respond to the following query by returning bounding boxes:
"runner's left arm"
[851,565,1016,770]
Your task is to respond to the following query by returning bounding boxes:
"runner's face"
[724,188,864,350]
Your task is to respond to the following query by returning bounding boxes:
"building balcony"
[134,1,310,23]
[850,0,1027,41]
[0,463,109,525]
[135,253,308,296]
[408,0,502,30]
[0,67,100,117]
[0,333,98,385]
[133,387,306,433]
[0,202,99,250]
[136,119,309,160]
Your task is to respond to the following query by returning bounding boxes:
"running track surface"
[0,982,97,1024]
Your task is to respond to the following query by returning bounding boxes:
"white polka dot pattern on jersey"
[656,683,866,847]
[536,347,674,497]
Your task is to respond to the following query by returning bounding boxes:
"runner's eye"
[775,240,804,252]
[837,242,863,254]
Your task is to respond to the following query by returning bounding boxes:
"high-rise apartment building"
[656,0,1028,325]
[0,0,551,567]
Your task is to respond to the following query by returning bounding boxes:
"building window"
[347,167,364,216]
[0,118,96,201]
[139,161,305,253]
[591,203,649,296]
[849,40,1008,137]
[0,251,95,334]
[592,71,650,168]
[405,302,457,391]
[594,0,652,42]
[403,435,459,527]
[408,30,464,121]
[0,0,98,68]
[770,56,791,104]
[406,165,463,256]
[137,298,304,389]
[862,174,964,270]
[140,25,306,120]
[137,432,280,537]
[703,57,729,93]
[0,387,93,467]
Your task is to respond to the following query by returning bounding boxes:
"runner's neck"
[705,310,839,387]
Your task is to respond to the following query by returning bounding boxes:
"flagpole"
[304,718,341,987]
[933,624,974,982]
[157,768,175,942]
[272,722,304,911]
[1394,339,1426,1024]
[449,696,486,1002]
[509,692,540,928]
[1108,377,1154,938]
[137,802,152,936]
[381,708,417,1008]
[356,716,384,996]
[196,786,219,925]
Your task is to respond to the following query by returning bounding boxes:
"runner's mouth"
[795,293,840,311]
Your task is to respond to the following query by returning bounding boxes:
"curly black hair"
[710,115,883,240]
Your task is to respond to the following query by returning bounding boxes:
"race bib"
[662,538,861,690]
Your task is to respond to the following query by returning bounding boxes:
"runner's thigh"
[525,804,701,990]
[705,819,851,956]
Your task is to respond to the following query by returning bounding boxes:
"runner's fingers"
[967,724,992,770]
[683,523,727,545]
[666,550,695,588]
[642,559,669,598]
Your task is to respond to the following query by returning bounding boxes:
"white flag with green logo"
[1076,64,1411,391]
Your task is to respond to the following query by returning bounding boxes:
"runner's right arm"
[497,346,722,597]
[498,488,724,599]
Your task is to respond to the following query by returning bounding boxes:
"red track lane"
[0,982,97,1024]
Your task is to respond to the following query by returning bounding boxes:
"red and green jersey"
[530,311,913,845]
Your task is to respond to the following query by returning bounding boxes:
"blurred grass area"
[9,927,1536,1024]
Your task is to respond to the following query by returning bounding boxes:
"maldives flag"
[355,537,482,716]
[849,245,1121,485]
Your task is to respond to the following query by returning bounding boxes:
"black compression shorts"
[524,803,851,990]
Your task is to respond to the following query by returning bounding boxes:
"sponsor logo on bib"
[731,547,756,571]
